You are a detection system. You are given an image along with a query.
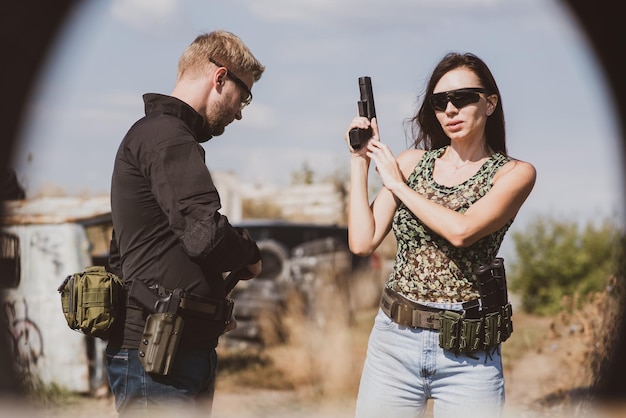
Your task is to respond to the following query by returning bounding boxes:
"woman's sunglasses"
[429,88,489,112]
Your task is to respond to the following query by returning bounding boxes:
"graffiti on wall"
[2,298,44,370]
[30,232,64,275]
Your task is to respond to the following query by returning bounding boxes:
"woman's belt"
[380,287,445,330]
[380,286,514,353]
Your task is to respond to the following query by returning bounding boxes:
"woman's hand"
[346,116,401,256]
[345,117,379,157]
[366,137,404,192]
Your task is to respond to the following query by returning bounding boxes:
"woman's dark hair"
[409,52,507,156]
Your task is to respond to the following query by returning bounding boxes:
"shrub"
[508,216,622,315]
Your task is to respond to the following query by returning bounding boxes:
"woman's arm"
[347,156,399,256]
[346,118,423,255]
[369,140,536,247]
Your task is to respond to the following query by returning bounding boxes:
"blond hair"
[177,30,265,82]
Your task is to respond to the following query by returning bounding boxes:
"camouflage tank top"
[387,146,512,303]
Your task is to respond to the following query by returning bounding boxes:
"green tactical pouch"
[459,318,484,352]
[439,310,463,351]
[138,312,184,375]
[58,266,124,340]
[482,312,502,349]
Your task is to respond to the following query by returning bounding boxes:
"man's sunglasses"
[429,88,489,112]
[209,58,253,109]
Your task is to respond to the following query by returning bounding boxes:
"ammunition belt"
[380,287,514,353]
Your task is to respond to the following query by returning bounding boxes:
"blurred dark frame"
[0,0,624,399]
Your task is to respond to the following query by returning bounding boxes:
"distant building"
[0,172,350,392]
[1,196,112,393]
[212,171,243,222]
[238,179,347,225]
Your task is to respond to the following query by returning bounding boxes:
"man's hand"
[240,259,262,280]
[223,315,237,334]
[223,260,262,293]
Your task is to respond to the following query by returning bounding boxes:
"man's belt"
[380,287,444,330]
[127,280,234,322]
[179,293,234,321]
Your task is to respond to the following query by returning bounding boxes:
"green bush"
[508,216,623,315]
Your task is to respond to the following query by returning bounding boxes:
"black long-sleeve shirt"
[108,93,259,349]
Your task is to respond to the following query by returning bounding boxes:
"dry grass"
[215,269,379,402]
[503,275,626,417]
[30,268,623,417]
[215,272,626,418]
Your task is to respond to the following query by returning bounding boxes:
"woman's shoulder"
[495,156,537,184]
[397,149,428,175]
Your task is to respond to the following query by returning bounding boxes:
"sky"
[10,0,625,259]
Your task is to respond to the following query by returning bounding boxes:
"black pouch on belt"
[474,257,508,313]
[474,257,514,346]
[439,258,514,353]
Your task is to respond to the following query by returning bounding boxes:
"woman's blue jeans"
[355,308,505,418]
[105,346,217,417]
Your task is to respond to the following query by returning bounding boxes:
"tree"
[509,216,622,315]
[290,161,315,185]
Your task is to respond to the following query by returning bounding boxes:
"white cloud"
[206,142,347,186]
[99,91,145,108]
[240,103,281,130]
[278,36,360,64]
[239,0,503,26]
[110,0,184,34]
[15,0,623,227]
[26,91,143,137]
[244,0,352,24]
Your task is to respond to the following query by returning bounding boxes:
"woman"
[345,53,536,418]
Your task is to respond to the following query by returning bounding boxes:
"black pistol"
[224,267,254,294]
[129,279,180,314]
[349,76,376,150]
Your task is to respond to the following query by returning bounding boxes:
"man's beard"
[206,100,232,137]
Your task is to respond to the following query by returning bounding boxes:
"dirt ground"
[10,298,626,418]
[207,311,624,418]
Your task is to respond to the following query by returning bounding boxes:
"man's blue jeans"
[105,346,217,417]
[355,308,505,418]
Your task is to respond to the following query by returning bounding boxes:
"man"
[106,30,264,417]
